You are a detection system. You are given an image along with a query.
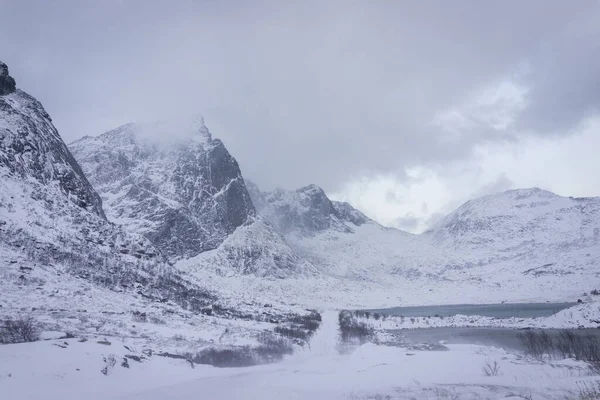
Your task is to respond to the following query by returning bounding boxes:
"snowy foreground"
[2,311,600,400]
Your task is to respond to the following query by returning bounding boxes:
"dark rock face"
[248,182,370,236]
[0,64,105,218]
[0,62,16,95]
[70,121,256,260]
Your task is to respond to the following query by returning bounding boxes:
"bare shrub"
[557,330,577,359]
[101,354,117,375]
[482,359,500,376]
[131,311,147,323]
[189,332,294,368]
[338,311,375,344]
[149,316,166,325]
[556,330,600,362]
[518,330,554,359]
[0,317,39,344]
[578,381,600,400]
[274,325,311,343]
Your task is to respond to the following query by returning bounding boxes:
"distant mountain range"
[2,60,599,310]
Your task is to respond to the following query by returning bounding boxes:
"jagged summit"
[0,61,16,95]
[70,121,254,260]
[70,122,310,277]
[248,182,371,235]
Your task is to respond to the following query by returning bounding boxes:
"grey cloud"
[473,174,515,199]
[1,0,599,193]
[385,191,403,205]
[392,214,420,232]
[424,212,446,231]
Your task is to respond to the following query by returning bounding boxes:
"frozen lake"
[364,302,577,319]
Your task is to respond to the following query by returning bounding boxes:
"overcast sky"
[2,0,600,232]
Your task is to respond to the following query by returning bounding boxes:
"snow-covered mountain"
[245,182,600,305]
[0,62,322,367]
[246,182,370,235]
[70,120,254,259]
[0,61,217,305]
[3,57,599,310]
[428,187,600,279]
[69,120,310,277]
[247,182,432,279]
[430,187,600,251]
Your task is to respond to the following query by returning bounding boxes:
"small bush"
[578,381,600,400]
[0,317,39,344]
[101,354,117,376]
[520,329,600,374]
[274,325,311,342]
[149,316,166,325]
[482,359,500,376]
[518,330,554,359]
[131,311,147,323]
[555,330,600,362]
[189,332,294,368]
[591,289,600,296]
[338,311,375,344]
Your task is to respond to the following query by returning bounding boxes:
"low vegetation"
[274,310,322,344]
[482,359,501,376]
[518,329,600,374]
[181,331,295,368]
[338,310,375,344]
[0,316,39,344]
[578,381,600,400]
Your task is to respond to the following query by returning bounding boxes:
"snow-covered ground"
[173,261,596,310]
[1,311,599,400]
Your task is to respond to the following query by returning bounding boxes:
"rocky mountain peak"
[0,61,16,95]
[70,120,255,260]
[248,182,370,236]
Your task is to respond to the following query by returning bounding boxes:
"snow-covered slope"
[0,61,224,310]
[431,187,600,250]
[247,182,370,235]
[0,60,320,372]
[246,182,600,305]
[0,73,104,218]
[69,120,255,260]
[70,120,309,277]
[428,188,600,278]
[248,183,440,279]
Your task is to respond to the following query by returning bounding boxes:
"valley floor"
[2,311,600,400]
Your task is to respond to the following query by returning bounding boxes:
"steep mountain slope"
[247,182,440,279]
[0,62,322,365]
[428,187,600,278]
[0,61,213,305]
[70,120,254,259]
[70,120,310,277]
[431,187,600,250]
[246,182,370,235]
[246,182,600,305]
[0,63,104,219]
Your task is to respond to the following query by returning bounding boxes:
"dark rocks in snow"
[0,61,16,95]
[0,82,105,218]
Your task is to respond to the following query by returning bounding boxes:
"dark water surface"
[393,327,600,352]
[365,302,577,319]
